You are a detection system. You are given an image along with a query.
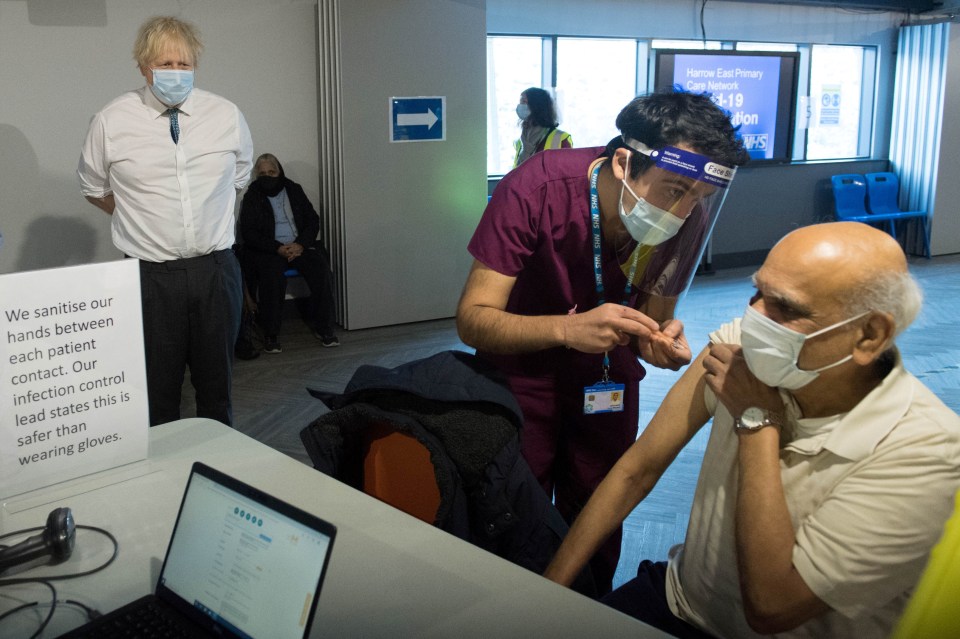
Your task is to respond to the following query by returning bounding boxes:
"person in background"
[78,15,253,427]
[545,222,960,639]
[513,87,573,168]
[458,90,750,593]
[238,153,338,354]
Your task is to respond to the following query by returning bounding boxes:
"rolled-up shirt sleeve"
[234,109,253,191]
[78,112,112,198]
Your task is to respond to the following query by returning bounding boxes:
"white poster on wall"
[0,260,148,498]
[819,84,841,126]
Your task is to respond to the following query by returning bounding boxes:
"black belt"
[136,249,234,271]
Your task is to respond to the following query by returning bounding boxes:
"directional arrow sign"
[397,109,438,129]
[390,96,445,143]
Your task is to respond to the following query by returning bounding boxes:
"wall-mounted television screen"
[653,50,800,164]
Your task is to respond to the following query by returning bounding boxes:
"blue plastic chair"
[830,173,931,258]
[831,174,871,221]
[864,172,930,258]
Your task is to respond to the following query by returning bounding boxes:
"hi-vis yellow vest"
[890,490,960,638]
[513,128,572,168]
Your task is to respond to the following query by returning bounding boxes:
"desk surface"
[1,418,668,638]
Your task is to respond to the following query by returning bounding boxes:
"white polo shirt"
[78,86,253,263]
[666,319,960,639]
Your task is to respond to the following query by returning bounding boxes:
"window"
[806,44,874,160]
[486,36,543,175]
[487,36,877,175]
[556,38,638,149]
[487,35,640,175]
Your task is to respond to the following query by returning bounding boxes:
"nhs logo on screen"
[741,134,768,151]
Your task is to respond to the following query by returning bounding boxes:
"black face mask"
[257,175,284,196]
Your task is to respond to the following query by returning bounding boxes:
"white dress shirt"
[78,86,253,262]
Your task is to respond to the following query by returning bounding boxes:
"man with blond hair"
[79,16,253,426]
[546,222,960,639]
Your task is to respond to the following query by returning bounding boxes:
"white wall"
[0,0,321,275]
[326,0,487,329]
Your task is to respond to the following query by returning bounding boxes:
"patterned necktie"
[166,108,180,144]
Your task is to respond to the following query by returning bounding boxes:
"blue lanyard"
[589,161,641,377]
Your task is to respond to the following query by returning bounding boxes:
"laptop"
[61,462,336,639]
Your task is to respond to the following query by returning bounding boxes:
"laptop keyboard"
[65,599,197,638]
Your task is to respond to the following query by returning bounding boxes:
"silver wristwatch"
[734,406,783,432]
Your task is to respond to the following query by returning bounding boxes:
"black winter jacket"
[239,177,321,254]
[300,350,596,596]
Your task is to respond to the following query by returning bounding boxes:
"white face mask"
[618,154,685,246]
[740,305,870,390]
[516,103,531,120]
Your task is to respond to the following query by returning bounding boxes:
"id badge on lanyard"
[584,378,626,414]
[583,161,633,415]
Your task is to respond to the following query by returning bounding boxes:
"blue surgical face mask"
[516,103,531,120]
[150,69,194,106]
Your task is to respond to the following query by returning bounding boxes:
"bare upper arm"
[455,260,518,348]
[456,260,516,317]
[616,347,713,486]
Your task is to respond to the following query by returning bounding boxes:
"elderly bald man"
[544,222,960,639]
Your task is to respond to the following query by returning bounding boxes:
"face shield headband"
[614,138,738,309]
[623,138,737,190]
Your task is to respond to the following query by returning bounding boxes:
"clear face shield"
[616,138,737,309]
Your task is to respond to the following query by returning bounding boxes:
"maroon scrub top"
[468,146,646,387]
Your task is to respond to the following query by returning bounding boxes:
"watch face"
[738,407,768,430]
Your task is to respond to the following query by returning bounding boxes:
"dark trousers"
[601,560,716,639]
[508,372,640,595]
[139,250,242,427]
[246,246,336,337]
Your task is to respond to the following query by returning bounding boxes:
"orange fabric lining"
[362,421,441,524]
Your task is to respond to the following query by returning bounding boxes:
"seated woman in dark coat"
[238,153,338,353]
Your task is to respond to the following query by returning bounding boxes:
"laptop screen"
[158,463,335,639]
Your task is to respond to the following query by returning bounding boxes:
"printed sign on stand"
[0,260,149,499]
